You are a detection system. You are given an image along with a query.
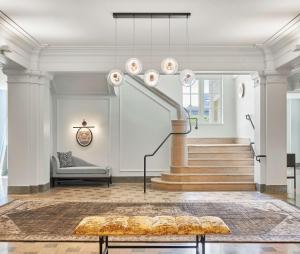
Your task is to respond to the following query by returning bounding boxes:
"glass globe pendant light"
[108,18,124,87]
[125,57,142,75]
[161,57,178,75]
[144,15,160,87]
[125,16,142,75]
[161,16,178,75]
[180,69,195,87]
[180,15,196,87]
[107,69,124,86]
[144,69,160,87]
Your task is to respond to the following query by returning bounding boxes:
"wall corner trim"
[256,183,287,194]
[8,182,50,194]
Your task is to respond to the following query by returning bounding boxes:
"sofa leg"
[51,178,55,188]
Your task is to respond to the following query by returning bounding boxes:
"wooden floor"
[0,172,300,254]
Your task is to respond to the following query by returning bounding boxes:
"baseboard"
[112,176,153,183]
[256,183,287,194]
[8,182,50,194]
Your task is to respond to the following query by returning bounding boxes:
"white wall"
[235,75,255,140]
[56,96,110,166]
[119,83,170,174]
[156,75,182,104]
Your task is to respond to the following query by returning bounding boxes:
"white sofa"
[50,155,112,187]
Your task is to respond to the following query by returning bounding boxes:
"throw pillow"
[57,151,73,168]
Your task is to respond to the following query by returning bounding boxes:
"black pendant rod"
[113,12,191,19]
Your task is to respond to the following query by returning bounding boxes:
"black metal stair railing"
[250,142,266,163]
[245,114,255,129]
[246,114,266,163]
[143,108,192,193]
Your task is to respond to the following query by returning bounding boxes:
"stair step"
[151,178,256,191]
[188,158,254,167]
[171,166,254,174]
[188,153,252,159]
[188,145,250,153]
[161,173,254,182]
[187,138,250,144]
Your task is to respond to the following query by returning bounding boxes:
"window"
[183,75,223,124]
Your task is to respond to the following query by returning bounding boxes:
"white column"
[0,54,7,87]
[265,73,288,192]
[252,73,266,190]
[252,72,288,193]
[0,54,7,175]
[6,70,52,194]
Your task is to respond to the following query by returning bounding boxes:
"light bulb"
[161,57,178,74]
[144,69,160,87]
[107,69,124,87]
[125,58,143,75]
[180,69,196,87]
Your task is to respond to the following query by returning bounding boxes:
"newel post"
[171,120,188,167]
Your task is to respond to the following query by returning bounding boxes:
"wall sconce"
[73,120,95,147]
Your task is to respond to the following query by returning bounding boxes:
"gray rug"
[0,199,300,242]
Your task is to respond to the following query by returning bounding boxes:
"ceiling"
[1,0,300,46]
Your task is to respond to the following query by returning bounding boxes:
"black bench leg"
[201,235,206,254]
[105,236,108,254]
[107,178,110,188]
[99,236,103,254]
[196,235,199,254]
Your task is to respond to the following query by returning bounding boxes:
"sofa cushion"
[57,166,108,174]
[57,151,73,168]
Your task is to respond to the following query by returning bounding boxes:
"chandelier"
[108,13,196,87]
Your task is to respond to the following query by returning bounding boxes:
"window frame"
[183,76,224,125]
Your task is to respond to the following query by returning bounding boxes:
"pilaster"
[0,53,7,87]
[6,70,52,194]
[252,71,288,193]
[265,72,288,193]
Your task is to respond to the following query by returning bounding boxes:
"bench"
[74,215,230,254]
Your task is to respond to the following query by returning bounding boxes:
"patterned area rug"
[0,199,300,242]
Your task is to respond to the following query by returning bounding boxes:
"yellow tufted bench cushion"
[74,215,230,236]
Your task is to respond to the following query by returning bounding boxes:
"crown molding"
[5,69,53,85]
[0,11,42,69]
[0,11,40,48]
[264,14,300,47]
[39,44,264,72]
[263,14,300,70]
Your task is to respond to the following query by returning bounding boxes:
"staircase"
[151,138,256,191]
